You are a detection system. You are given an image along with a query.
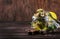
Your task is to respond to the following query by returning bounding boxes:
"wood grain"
[0,0,60,22]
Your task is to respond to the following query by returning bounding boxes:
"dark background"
[0,0,60,39]
[0,0,60,22]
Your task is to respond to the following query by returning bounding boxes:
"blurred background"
[0,0,60,39]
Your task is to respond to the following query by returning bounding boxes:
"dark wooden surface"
[0,0,60,22]
[0,22,60,39]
